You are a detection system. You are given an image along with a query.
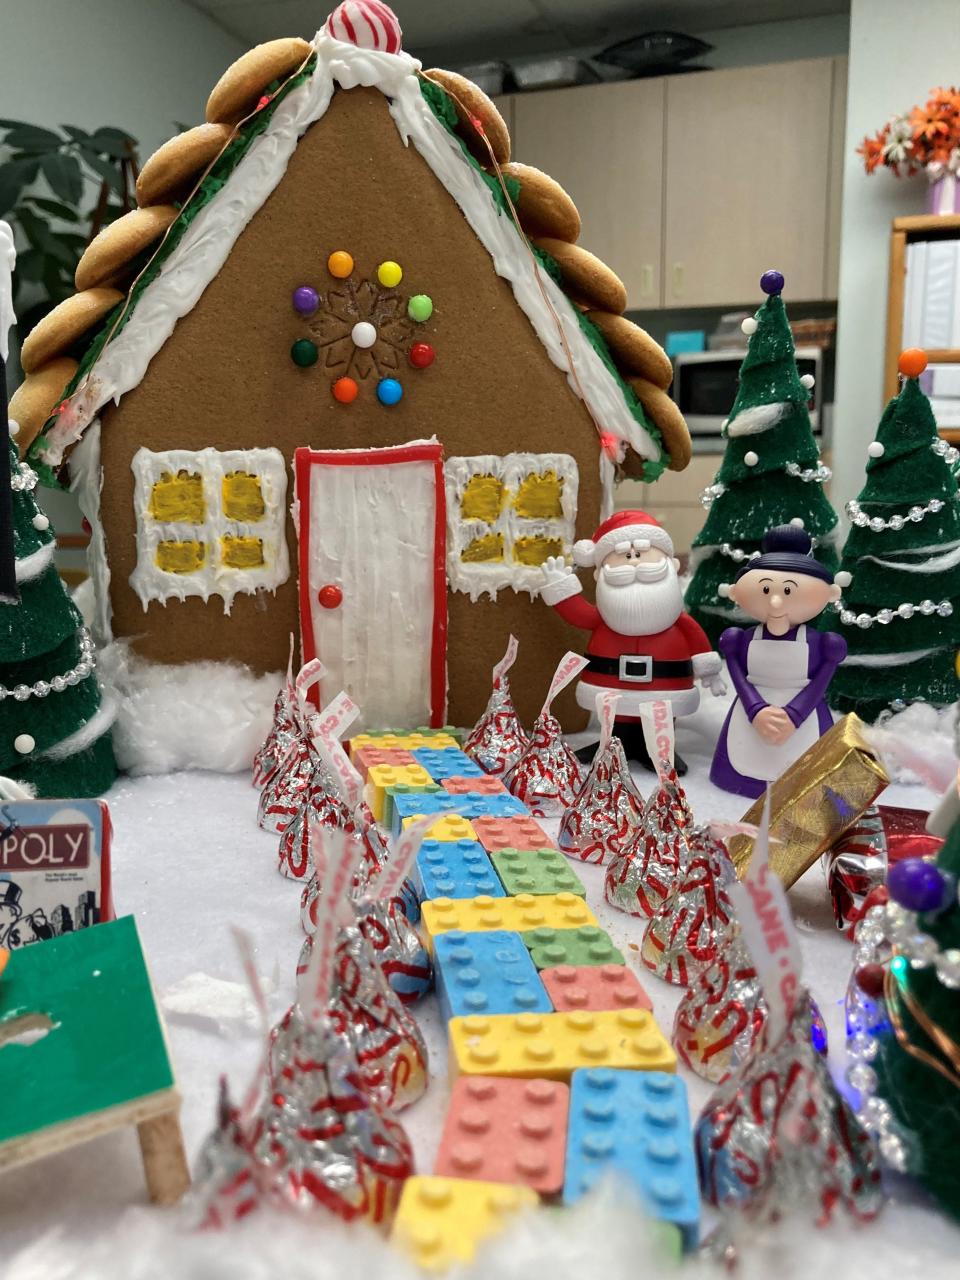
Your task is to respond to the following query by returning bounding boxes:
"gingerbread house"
[11,2,690,768]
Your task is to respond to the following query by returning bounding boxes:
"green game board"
[0,916,174,1146]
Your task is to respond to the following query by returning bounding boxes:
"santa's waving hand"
[539,510,724,775]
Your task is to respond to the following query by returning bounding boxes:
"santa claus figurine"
[540,510,723,774]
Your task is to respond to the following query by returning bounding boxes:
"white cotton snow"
[862,701,958,790]
[97,641,281,774]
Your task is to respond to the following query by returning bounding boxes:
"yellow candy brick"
[364,763,434,823]
[392,1176,538,1272]
[449,1008,677,1082]
[421,891,596,950]
[349,732,459,757]
[402,814,478,843]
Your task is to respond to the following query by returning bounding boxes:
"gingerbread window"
[130,447,289,612]
[445,453,578,598]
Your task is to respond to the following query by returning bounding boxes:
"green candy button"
[407,294,433,322]
[291,338,318,367]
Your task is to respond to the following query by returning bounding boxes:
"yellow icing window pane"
[148,471,205,524]
[221,535,265,569]
[222,472,265,522]
[155,539,206,574]
[460,474,504,524]
[514,470,563,520]
[461,532,504,563]
[513,536,564,566]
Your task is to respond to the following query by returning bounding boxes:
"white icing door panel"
[294,443,447,730]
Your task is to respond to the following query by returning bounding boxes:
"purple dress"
[710,624,847,798]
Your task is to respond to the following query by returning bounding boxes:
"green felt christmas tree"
[0,436,117,796]
[871,817,960,1220]
[685,270,838,645]
[828,351,960,722]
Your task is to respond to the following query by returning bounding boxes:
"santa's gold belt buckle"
[619,655,653,683]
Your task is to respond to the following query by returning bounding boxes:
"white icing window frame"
[130,446,290,613]
[445,452,578,601]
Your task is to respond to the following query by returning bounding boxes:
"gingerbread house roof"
[13,18,689,480]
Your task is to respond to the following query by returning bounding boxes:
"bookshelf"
[885,214,960,439]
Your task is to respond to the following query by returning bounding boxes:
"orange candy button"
[332,376,358,403]
[328,250,354,278]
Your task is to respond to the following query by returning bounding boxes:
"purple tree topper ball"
[293,285,319,316]
[887,857,953,914]
[760,269,784,296]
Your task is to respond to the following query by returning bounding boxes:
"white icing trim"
[130,446,290,614]
[444,452,579,601]
[69,420,113,644]
[41,694,117,760]
[725,402,788,438]
[39,31,658,476]
[840,647,941,668]
[0,220,14,364]
[15,542,54,584]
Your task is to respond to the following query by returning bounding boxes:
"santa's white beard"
[594,563,684,636]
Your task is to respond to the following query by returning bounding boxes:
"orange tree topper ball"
[899,348,928,379]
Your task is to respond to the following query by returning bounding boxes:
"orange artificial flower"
[858,131,887,174]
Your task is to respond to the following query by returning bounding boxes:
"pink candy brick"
[472,815,555,853]
[353,745,416,782]
[540,963,653,1014]
[441,776,508,797]
[434,1075,569,1195]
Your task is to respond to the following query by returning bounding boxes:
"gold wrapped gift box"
[729,714,889,887]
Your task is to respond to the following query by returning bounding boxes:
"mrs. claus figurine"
[540,510,724,774]
[710,524,847,798]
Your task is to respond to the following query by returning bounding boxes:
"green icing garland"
[30,58,665,486]
[29,57,319,483]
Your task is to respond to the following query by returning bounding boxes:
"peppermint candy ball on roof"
[325,0,403,53]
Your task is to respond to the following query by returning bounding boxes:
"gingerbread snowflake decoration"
[310,278,413,381]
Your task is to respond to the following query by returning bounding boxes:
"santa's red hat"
[573,510,674,567]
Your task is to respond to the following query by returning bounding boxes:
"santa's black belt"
[585,655,693,684]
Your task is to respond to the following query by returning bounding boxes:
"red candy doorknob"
[318,584,343,609]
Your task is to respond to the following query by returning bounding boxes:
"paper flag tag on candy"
[638,699,675,779]
[464,635,530,777]
[506,652,586,817]
[725,794,801,1042]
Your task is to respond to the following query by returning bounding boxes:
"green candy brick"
[523,924,624,970]
[491,847,586,898]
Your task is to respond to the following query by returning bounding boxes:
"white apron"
[726,625,821,782]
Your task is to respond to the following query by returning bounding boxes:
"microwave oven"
[671,346,823,451]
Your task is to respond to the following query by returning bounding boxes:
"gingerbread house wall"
[97,85,605,729]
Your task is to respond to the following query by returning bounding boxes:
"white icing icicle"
[0,220,15,364]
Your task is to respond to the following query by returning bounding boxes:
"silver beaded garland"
[846,495,950,530]
[784,459,832,483]
[700,482,726,508]
[837,599,953,627]
[10,460,38,493]
[0,629,95,702]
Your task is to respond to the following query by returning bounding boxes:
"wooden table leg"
[138,1109,191,1205]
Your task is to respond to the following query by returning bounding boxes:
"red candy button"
[409,341,435,369]
[318,584,343,609]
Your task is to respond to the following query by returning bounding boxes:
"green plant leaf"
[40,233,80,268]
[21,195,80,222]
[81,152,125,193]
[4,124,63,151]
[0,119,31,131]
[15,247,45,283]
[60,125,92,145]
[0,157,39,215]
[88,126,137,158]
[16,205,52,251]
[39,152,83,205]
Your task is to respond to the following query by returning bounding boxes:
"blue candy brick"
[415,839,505,902]
[391,791,467,836]
[456,794,529,819]
[434,929,552,1022]
[564,1069,700,1250]
[412,747,483,780]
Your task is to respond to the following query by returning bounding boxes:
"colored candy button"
[328,250,354,278]
[377,378,403,406]
[332,376,358,403]
[409,341,435,369]
[378,260,403,287]
[408,293,433,322]
[290,339,318,367]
